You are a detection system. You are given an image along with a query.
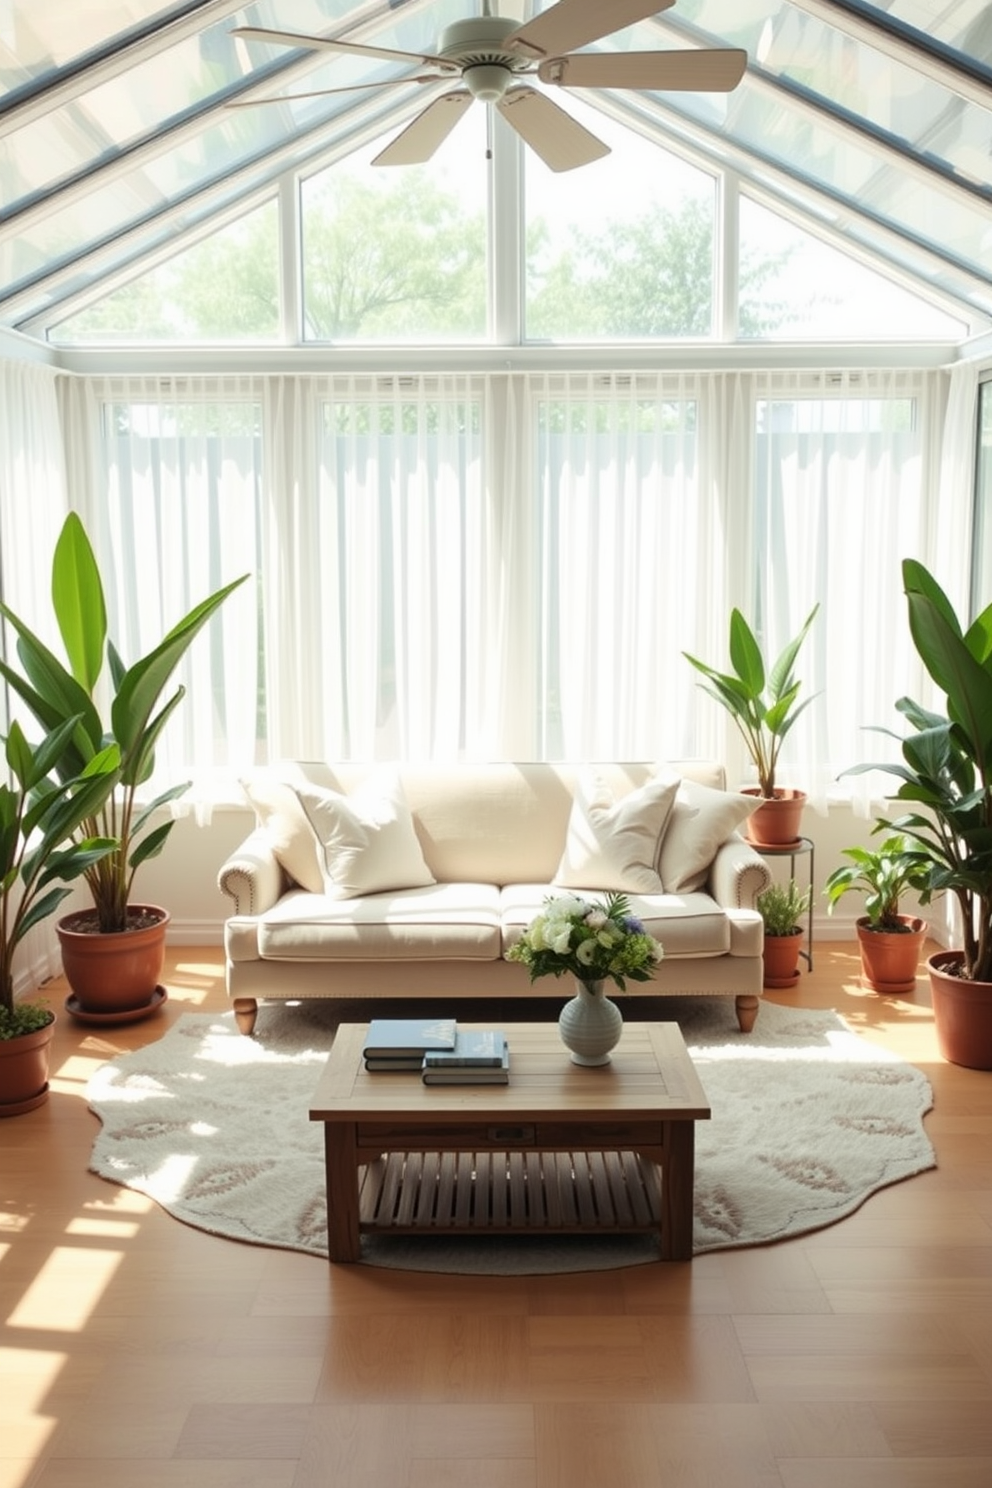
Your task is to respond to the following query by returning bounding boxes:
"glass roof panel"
[1,0,990,337]
[858,0,992,68]
[0,1,187,97]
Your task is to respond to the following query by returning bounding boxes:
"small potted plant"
[684,605,819,846]
[0,512,247,1021]
[824,833,930,993]
[0,718,119,1115]
[757,879,811,988]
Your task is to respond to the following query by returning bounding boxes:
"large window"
[974,379,992,615]
[37,367,953,802]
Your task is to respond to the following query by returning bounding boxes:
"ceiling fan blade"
[226,76,440,109]
[538,48,748,92]
[230,26,456,73]
[505,0,674,60]
[497,87,609,173]
[372,92,473,166]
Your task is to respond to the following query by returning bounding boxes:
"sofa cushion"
[293,770,436,900]
[553,769,678,893]
[256,883,500,962]
[500,885,731,959]
[658,780,760,893]
[240,766,328,893]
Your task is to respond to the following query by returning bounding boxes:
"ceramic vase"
[558,978,623,1066]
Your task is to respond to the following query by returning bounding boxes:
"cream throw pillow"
[292,771,435,900]
[240,770,324,893]
[657,779,759,893]
[553,770,679,893]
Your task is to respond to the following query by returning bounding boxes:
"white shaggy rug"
[86,998,935,1273]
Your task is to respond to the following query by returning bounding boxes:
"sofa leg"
[735,995,759,1034]
[234,998,259,1036]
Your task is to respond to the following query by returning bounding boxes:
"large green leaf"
[728,609,765,698]
[768,604,819,702]
[51,511,107,693]
[905,589,992,765]
[110,576,247,758]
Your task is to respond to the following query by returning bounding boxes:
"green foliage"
[0,514,248,934]
[0,1000,53,1040]
[303,173,486,339]
[0,717,120,1013]
[758,880,811,936]
[823,833,931,930]
[683,606,819,797]
[60,178,795,345]
[843,560,992,981]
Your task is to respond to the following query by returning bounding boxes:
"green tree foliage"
[60,178,791,344]
[302,173,486,339]
[528,198,791,339]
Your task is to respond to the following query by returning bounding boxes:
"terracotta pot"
[856,915,927,995]
[927,950,992,1071]
[0,1015,55,1117]
[58,905,169,1016]
[763,929,804,989]
[744,789,806,848]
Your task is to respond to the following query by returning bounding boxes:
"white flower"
[585,909,608,930]
[550,925,573,955]
[575,937,597,966]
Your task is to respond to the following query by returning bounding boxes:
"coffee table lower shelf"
[356,1147,664,1237]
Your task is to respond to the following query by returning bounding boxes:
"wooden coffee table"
[309,1021,710,1263]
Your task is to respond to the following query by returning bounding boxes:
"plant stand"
[754,836,814,971]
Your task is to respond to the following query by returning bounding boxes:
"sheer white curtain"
[750,368,944,814]
[43,363,972,797]
[0,359,69,990]
[528,371,725,762]
[312,374,490,760]
[60,374,264,805]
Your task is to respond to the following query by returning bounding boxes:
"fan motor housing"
[437,16,531,71]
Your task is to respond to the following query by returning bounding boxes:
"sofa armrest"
[707,835,772,911]
[217,827,286,916]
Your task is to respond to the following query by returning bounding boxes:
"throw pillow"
[553,770,679,893]
[292,770,436,900]
[657,779,759,893]
[240,770,325,893]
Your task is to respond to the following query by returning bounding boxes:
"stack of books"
[362,1019,509,1084]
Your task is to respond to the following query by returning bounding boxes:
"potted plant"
[684,605,819,846]
[0,512,247,1022]
[0,718,119,1114]
[824,833,931,994]
[844,559,992,1068]
[757,879,811,988]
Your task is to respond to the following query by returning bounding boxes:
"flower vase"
[558,978,623,1066]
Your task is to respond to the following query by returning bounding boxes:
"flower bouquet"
[507,891,663,991]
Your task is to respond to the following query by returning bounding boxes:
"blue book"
[422,1029,507,1069]
[363,1018,457,1060]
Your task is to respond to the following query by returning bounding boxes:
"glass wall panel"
[739,195,968,340]
[52,199,280,343]
[525,104,716,341]
[300,112,488,342]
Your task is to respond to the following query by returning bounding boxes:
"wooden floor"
[2,943,991,1488]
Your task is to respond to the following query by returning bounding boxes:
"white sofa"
[218,760,772,1036]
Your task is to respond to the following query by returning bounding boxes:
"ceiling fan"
[230,0,747,172]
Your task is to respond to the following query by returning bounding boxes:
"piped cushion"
[292,770,436,900]
[658,779,759,893]
[240,770,324,893]
[553,769,679,893]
